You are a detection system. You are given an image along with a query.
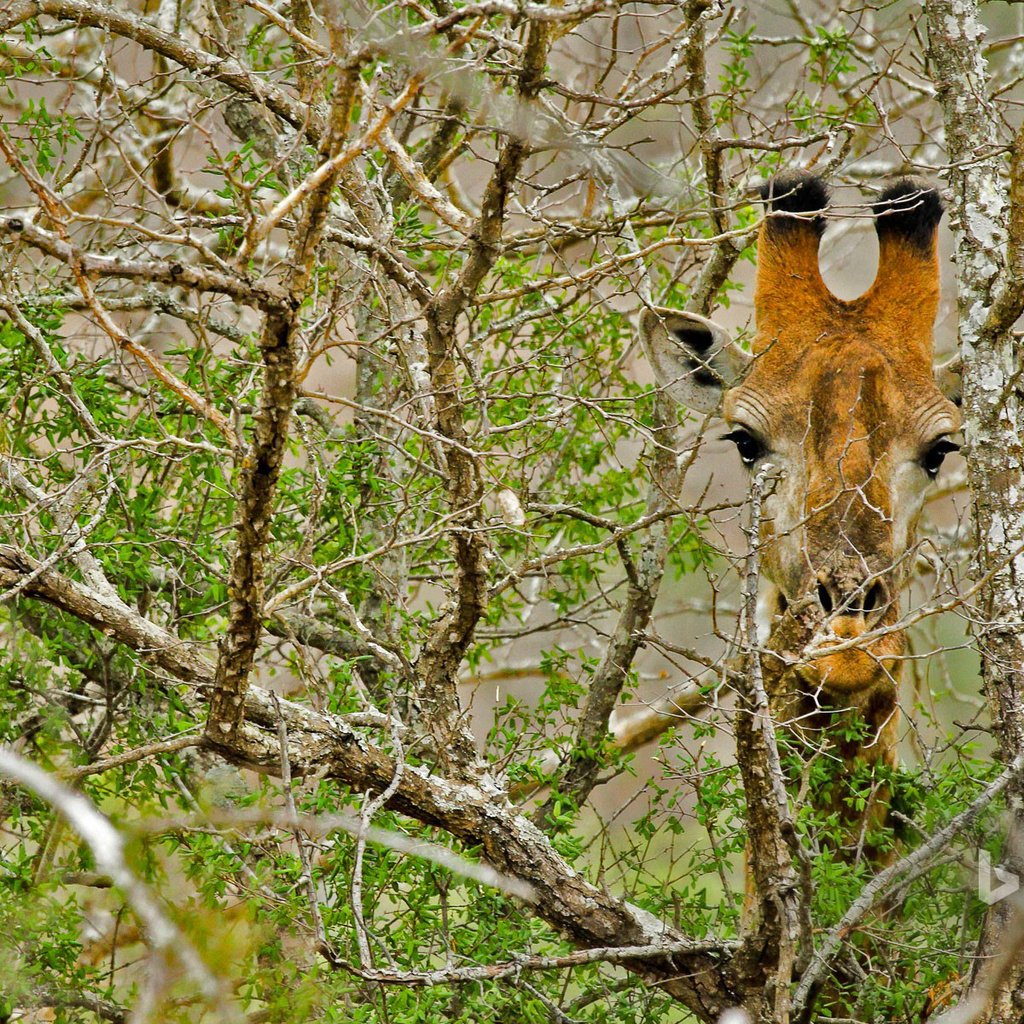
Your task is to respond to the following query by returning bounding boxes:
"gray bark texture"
[927,1,1024,1019]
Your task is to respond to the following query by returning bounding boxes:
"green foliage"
[0,1,1000,1021]
[715,27,754,122]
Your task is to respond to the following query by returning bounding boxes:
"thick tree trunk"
[927,2,1024,1017]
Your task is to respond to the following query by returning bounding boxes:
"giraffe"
[639,170,962,857]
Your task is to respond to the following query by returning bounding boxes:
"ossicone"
[861,176,944,358]
[754,169,832,341]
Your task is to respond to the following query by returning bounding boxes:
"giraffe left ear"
[935,354,962,406]
[639,307,751,414]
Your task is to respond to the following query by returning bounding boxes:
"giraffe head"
[641,171,961,701]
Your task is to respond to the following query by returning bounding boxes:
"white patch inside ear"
[638,307,750,414]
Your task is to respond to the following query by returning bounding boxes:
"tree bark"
[927,2,1024,1018]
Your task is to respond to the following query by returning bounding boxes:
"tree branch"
[1,216,288,310]
[414,15,554,774]
[0,541,742,1020]
[0,0,315,137]
[0,748,228,1010]
[207,76,358,742]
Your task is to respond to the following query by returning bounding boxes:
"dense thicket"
[1,1,1024,1021]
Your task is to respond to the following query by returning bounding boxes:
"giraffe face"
[722,329,959,693]
[641,172,960,698]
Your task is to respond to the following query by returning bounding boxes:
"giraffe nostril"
[863,581,886,615]
[817,583,834,615]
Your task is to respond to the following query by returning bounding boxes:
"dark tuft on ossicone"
[873,178,943,252]
[759,170,830,238]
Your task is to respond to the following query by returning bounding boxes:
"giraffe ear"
[639,307,751,414]
[935,354,961,406]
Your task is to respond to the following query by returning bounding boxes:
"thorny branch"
[0,747,230,1012]
[413,14,554,775]
[0,542,739,1017]
[730,468,804,1024]
[535,0,731,827]
[207,75,358,743]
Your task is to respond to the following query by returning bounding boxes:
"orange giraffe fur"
[641,170,961,856]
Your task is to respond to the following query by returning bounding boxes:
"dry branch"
[0,747,228,1011]
[413,16,555,775]
[0,542,739,1017]
[207,80,358,742]
[0,0,315,135]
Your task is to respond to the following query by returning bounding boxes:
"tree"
[0,0,1022,1021]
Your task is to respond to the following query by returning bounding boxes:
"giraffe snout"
[814,573,891,632]
[801,566,902,695]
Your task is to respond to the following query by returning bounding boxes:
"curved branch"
[0,748,226,1007]
[927,1,1024,1017]
[207,77,359,742]
[1,216,288,310]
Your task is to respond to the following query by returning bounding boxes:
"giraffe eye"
[721,429,767,468]
[921,438,959,479]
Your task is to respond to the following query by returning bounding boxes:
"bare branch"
[207,77,359,742]
[1,216,288,309]
[0,0,315,135]
[413,15,555,775]
[927,1,1024,1014]
[793,750,1024,1017]
[0,542,740,1016]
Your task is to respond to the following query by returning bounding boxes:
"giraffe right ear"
[639,307,751,414]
